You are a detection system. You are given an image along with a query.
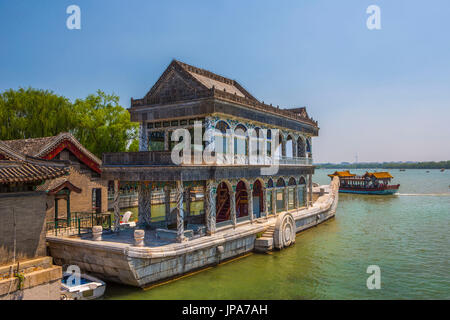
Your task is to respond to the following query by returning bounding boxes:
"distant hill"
[316,161,450,169]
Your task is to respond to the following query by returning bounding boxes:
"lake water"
[104,169,450,300]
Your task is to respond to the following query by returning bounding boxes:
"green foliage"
[72,90,138,157]
[317,161,450,170]
[0,88,138,158]
[0,88,76,140]
[14,272,25,290]
[127,138,140,152]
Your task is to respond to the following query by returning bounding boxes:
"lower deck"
[46,177,339,287]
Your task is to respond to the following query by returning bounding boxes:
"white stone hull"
[47,178,339,288]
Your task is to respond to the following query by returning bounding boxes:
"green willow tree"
[0,88,138,158]
[0,88,76,139]
[72,90,138,157]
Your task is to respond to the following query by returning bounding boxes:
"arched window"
[216,181,231,223]
[215,121,230,154]
[276,177,286,187]
[236,180,249,219]
[286,135,294,158]
[288,177,297,186]
[234,124,248,156]
[252,180,264,218]
[298,176,307,207]
[306,138,312,154]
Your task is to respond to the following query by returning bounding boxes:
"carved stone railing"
[103,151,313,167]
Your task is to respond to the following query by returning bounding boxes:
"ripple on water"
[104,170,450,300]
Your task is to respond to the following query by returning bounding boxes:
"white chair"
[120,211,136,227]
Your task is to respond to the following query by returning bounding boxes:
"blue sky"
[1,0,449,163]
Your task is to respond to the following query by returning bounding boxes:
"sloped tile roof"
[0,141,70,184]
[2,132,101,165]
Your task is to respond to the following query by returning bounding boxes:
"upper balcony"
[102,151,313,167]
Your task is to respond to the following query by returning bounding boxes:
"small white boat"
[61,272,106,300]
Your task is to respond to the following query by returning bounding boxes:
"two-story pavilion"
[102,60,319,242]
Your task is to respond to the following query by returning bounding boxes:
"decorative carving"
[175,181,185,242]
[113,180,120,232]
[230,189,237,227]
[138,182,152,228]
[205,180,217,235]
[273,212,296,249]
[139,122,149,151]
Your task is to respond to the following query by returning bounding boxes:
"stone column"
[164,186,171,227]
[205,180,216,236]
[230,189,237,227]
[175,180,185,243]
[248,185,254,223]
[139,122,148,151]
[138,182,152,228]
[113,180,120,232]
[164,129,169,151]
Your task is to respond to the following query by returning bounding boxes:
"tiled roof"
[366,172,393,179]
[132,60,318,128]
[0,141,70,184]
[328,171,356,178]
[175,60,254,100]
[2,136,55,158]
[2,132,101,165]
[35,176,81,194]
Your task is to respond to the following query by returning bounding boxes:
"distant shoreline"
[316,161,450,170]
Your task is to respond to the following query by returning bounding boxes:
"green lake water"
[105,169,450,300]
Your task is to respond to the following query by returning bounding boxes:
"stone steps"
[254,226,275,253]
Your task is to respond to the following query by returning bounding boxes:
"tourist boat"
[440,168,445,172]
[60,272,106,300]
[399,169,406,171]
[328,171,400,195]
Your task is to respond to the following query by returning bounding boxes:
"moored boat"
[328,171,400,195]
[61,272,106,300]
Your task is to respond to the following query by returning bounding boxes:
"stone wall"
[0,257,61,300]
[0,192,47,265]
